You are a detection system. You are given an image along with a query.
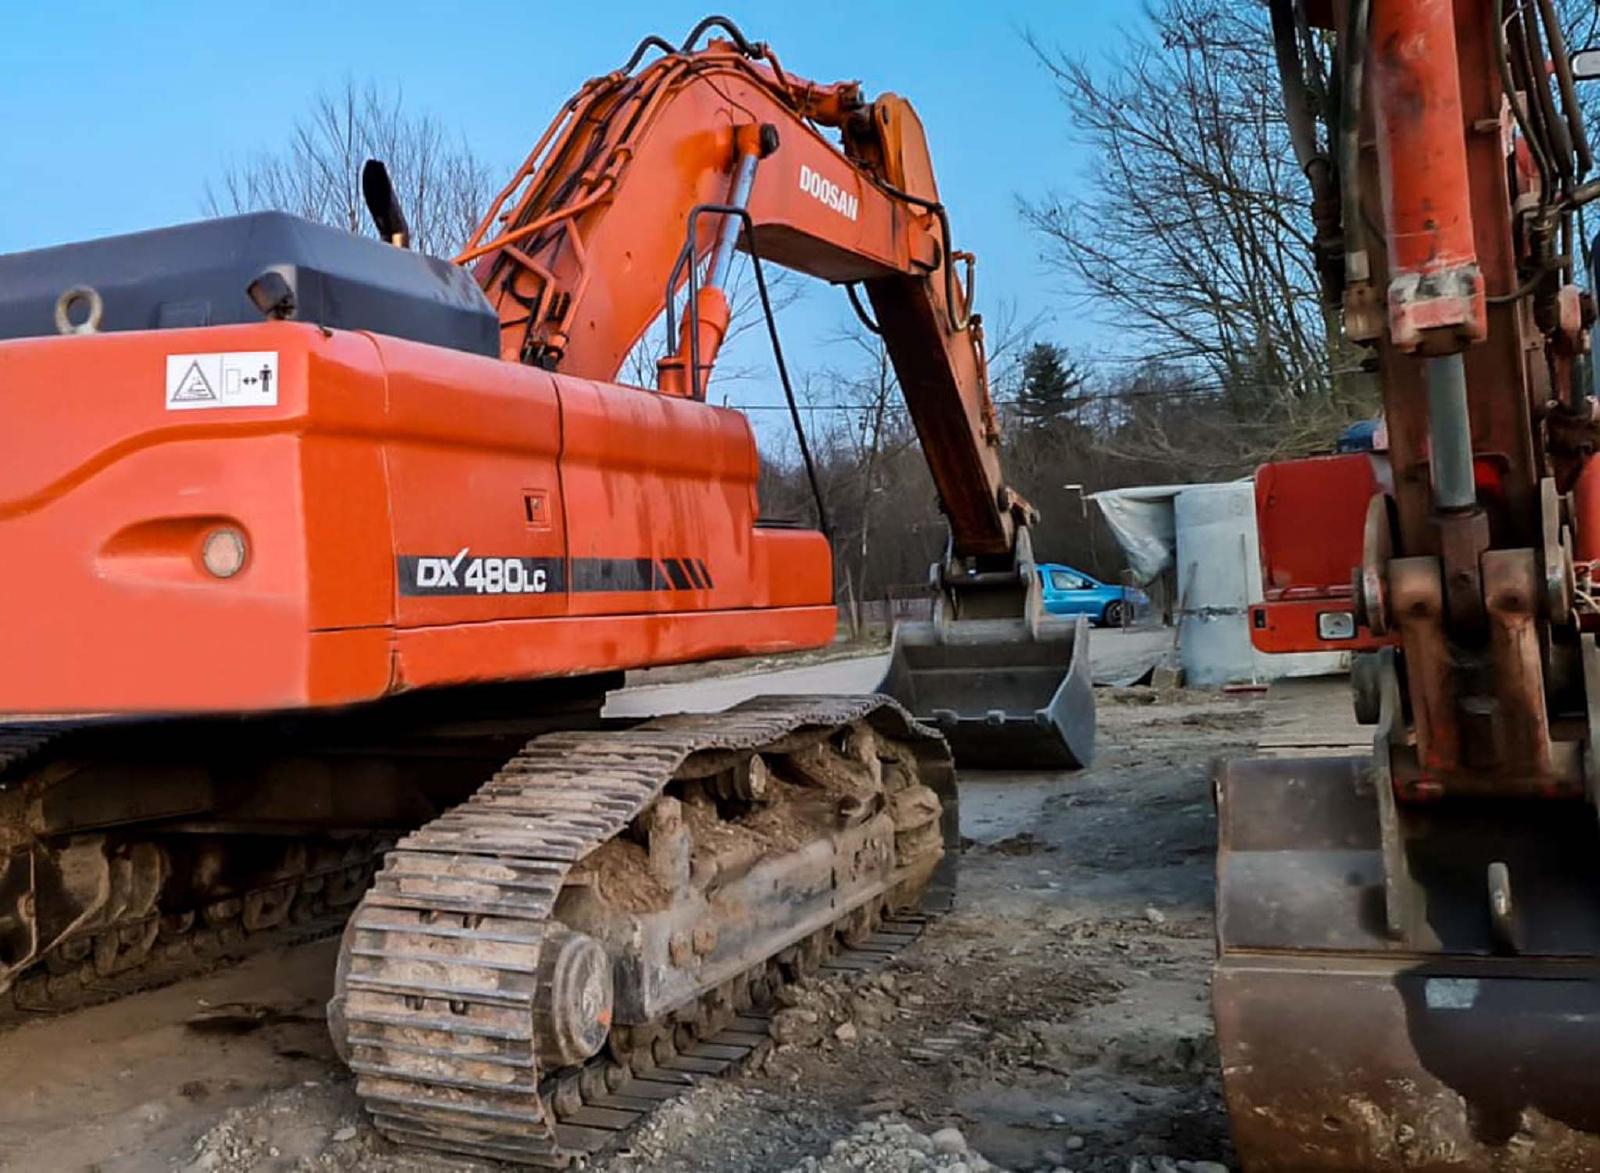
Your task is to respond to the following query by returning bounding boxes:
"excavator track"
[332,695,956,1167]
[0,835,388,1022]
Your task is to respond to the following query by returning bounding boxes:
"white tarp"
[1089,484,1207,584]
[1091,480,1344,685]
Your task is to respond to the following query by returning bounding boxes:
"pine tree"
[1015,342,1086,424]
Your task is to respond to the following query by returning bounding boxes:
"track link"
[335,695,955,1167]
[0,836,388,1022]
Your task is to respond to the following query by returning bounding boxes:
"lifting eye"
[54,285,103,335]
[246,270,296,321]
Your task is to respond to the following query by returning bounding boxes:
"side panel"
[0,323,391,712]
[378,336,570,632]
[376,342,834,688]
[0,324,835,713]
[557,378,833,614]
[1250,453,1393,654]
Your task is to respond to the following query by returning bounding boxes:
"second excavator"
[1218,1,1600,1168]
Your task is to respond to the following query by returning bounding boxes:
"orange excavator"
[0,17,1088,1165]
[1217,1,1600,1168]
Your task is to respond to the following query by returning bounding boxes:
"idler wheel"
[534,927,614,1069]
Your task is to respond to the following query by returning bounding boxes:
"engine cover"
[0,211,498,357]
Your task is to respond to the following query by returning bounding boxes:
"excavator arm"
[459,17,1022,560]
[1216,2,1600,1168]
[457,17,1094,767]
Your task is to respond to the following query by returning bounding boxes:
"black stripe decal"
[570,556,657,593]
[682,559,705,589]
[696,558,714,588]
[661,558,693,590]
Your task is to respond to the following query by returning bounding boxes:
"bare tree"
[206,81,493,257]
[1021,0,1336,412]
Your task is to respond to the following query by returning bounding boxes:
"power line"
[731,402,887,412]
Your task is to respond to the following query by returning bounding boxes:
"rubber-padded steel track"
[337,695,953,1167]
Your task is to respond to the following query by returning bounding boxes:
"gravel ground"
[147,683,1262,1173]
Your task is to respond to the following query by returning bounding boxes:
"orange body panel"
[1248,454,1394,656]
[0,322,833,713]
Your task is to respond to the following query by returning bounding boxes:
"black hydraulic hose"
[1515,0,1573,182]
[679,15,760,56]
[1272,0,1340,301]
[1271,0,1322,173]
[873,178,970,333]
[621,17,764,77]
[620,34,676,74]
[1340,0,1371,285]
[751,247,832,537]
[1497,0,1557,195]
[669,204,830,535]
[845,283,882,335]
[1534,0,1592,178]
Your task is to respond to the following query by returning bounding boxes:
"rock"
[1065,1135,1086,1151]
[1151,663,1185,689]
[835,1021,859,1043]
[331,1125,357,1143]
[1144,906,1167,926]
[947,1163,970,1173]
[1176,1164,1228,1173]
[930,1126,967,1156]
[770,1007,825,1047]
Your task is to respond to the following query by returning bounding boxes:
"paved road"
[605,625,1169,718]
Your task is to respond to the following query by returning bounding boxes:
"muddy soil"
[0,684,1261,1172]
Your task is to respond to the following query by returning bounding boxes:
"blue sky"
[0,2,1142,426]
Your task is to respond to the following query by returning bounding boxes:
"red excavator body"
[0,322,832,712]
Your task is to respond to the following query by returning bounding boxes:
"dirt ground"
[0,679,1261,1173]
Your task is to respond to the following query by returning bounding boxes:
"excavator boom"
[459,17,1094,767]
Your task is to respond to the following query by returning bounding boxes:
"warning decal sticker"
[165,352,279,411]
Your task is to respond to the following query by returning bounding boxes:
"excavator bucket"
[1214,751,1600,1171]
[878,611,1094,770]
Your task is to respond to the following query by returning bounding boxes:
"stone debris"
[784,1116,1004,1172]
[767,969,910,1053]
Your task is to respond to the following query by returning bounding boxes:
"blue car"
[1037,562,1148,627]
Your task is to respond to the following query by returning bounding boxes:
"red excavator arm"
[457,16,1025,563]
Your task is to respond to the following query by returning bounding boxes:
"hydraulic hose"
[1340,0,1371,284]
